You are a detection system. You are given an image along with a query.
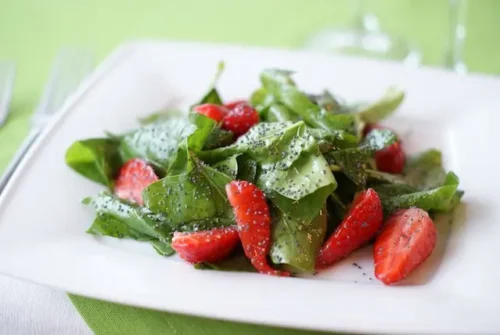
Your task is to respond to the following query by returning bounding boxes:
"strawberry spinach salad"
[65,65,463,285]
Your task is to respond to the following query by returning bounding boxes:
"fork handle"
[0,130,41,194]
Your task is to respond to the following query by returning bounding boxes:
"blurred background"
[0,0,499,171]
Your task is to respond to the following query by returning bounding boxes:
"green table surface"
[1,0,499,334]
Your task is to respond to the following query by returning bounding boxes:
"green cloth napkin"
[69,295,332,335]
[1,0,500,334]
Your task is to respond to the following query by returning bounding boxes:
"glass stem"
[446,0,468,74]
[351,0,380,32]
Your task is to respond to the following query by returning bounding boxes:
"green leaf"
[270,203,328,273]
[154,113,217,175]
[203,121,337,201]
[267,181,334,273]
[65,138,122,188]
[308,127,359,152]
[357,87,405,123]
[236,155,258,183]
[326,149,370,186]
[175,217,234,232]
[360,129,398,151]
[213,155,239,179]
[260,69,358,134]
[366,169,407,185]
[151,240,175,256]
[203,127,234,150]
[194,248,256,272]
[143,155,233,226]
[199,121,304,164]
[250,87,275,112]
[258,151,335,201]
[381,172,460,213]
[84,192,171,241]
[119,117,196,168]
[197,61,225,105]
[404,149,446,190]
[261,104,297,122]
[307,90,344,113]
[199,88,222,105]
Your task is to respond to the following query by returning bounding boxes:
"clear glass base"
[303,27,422,68]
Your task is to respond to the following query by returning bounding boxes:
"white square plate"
[0,41,499,335]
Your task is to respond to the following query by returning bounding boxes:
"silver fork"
[0,62,15,128]
[0,48,93,193]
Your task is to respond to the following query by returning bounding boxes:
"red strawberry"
[224,100,248,110]
[193,103,227,122]
[222,104,259,137]
[171,227,240,263]
[114,159,159,205]
[375,141,406,174]
[364,123,406,174]
[374,208,437,285]
[226,181,290,276]
[316,188,383,270]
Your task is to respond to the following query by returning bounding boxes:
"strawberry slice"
[193,103,227,122]
[316,188,383,270]
[226,181,290,276]
[374,208,437,285]
[222,104,259,137]
[364,123,406,174]
[171,227,240,263]
[224,100,248,110]
[375,141,406,174]
[114,159,159,205]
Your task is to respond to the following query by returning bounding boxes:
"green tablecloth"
[1,0,499,334]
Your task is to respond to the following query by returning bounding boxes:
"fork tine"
[0,62,16,128]
[32,48,94,127]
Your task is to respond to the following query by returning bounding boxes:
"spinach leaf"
[202,121,336,200]
[65,138,122,188]
[404,149,446,190]
[143,154,234,226]
[197,61,225,105]
[270,203,328,273]
[151,240,175,256]
[175,217,234,232]
[326,149,370,186]
[260,70,358,134]
[199,88,223,105]
[308,127,359,152]
[268,182,334,273]
[250,87,275,112]
[307,90,344,113]
[213,155,239,179]
[323,129,396,186]
[119,117,196,168]
[261,104,297,122]
[366,169,407,185]
[258,151,335,200]
[357,87,405,123]
[84,192,171,241]
[360,129,398,151]
[194,248,256,272]
[236,155,258,183]
[203,127,234,150]
[381,172,460,213]
[200,121,295,163]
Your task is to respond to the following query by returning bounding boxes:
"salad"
[65,64,463,285]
